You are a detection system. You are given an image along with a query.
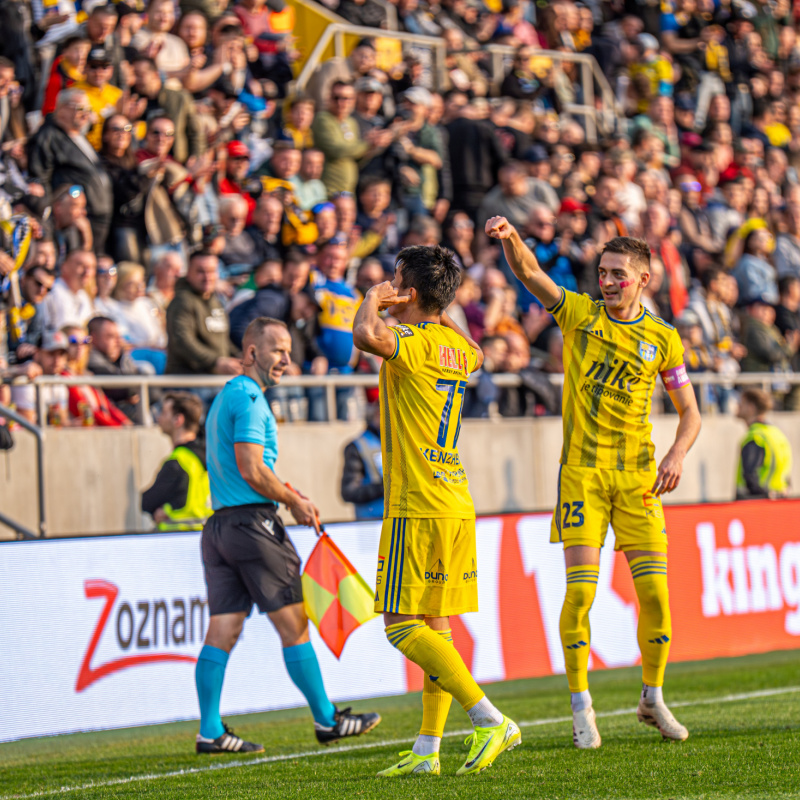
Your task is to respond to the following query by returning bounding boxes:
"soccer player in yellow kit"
[353,244,521,777]
[486,217,701,749]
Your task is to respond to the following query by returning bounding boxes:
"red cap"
[718,164,740,185]
[679,131,702,148]
[559,197,589,215]
[226,140,250,159]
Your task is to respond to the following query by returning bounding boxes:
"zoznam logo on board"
[76,579,207,691]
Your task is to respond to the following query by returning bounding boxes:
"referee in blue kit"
[194,317,381,754]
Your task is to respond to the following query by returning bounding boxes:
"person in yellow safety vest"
[142,392,213,530]
[736,387,793,499]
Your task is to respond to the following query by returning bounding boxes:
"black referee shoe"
[314,707,382,745]
[196,723,265,754]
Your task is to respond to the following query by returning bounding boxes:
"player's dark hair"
[163,392,203,433]
[741,387,772,416]
[601,236,651,273]
[242,316,289,348]
[395,244,461,314]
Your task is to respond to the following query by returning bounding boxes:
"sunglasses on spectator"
[68,335,91,345]
[88,62,112,70]
[30,276,52,290]
[97,266,118,277]
[150,129,175,138]
[333,94,354,102]
[70,104,91,113]
[109,124,132,133]
[679,181,702,192]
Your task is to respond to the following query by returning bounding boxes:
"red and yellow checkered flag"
[302,533,378,658]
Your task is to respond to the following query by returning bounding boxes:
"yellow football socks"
[386,621,484,711]
[630,556,671,687]
[559,565,599,693]
[419,628,454,737]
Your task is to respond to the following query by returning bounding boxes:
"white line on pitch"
[3,685,799,800]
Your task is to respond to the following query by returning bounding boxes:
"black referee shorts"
[201,504,304,616]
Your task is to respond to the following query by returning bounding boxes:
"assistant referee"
[194,317,381,754]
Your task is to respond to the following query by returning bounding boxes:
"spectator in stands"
[340,400,383,519]
[337,0,386,29]
[736,387,792,499]
[228,258,289,348]
[130,56,205,164]
[42,36,90,117]
[74,47,129,152]
[216,140,256,222]
[305,37,384,109]
[10,330,71,426]
[312,80,373,195]
[283,95,316,150]
[148,252,184,321]
[28,88,114,254]
[6,264,54,363]
[130,0,190,79]
[291,148,328,211]
[77,3,124,88]
[219,194,260,272]
[478,161,555,232]
[41,248,96,331]
[244,192,285,264]
[311,235,359,420]
[62,322,131,427]
[51,184,93,260]
[93,256,120,319]
[112,262,166,349]
[775,202,800,278]
[165,251,240,376]
[740,296,797,377]
[142,392,212,530]
[733,226,779,306]
[87,315,144,423]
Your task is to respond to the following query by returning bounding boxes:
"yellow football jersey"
[380,322,479,519]
[548,288,686,471]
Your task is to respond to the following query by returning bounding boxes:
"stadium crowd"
[2,0,800,427]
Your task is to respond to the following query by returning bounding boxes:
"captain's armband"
[660,363,690,390]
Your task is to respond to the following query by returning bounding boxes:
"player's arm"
[485,216,562,310]
[352,281,410,358]
[654,374,702,496]
[234,442,320,532]
[441,310,484,370]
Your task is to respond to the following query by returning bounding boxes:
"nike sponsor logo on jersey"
[584,358,643,393]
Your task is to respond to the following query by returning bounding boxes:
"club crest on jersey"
[396,325,414,338]
[639,341,657,362]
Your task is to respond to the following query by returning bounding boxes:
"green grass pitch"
[1,649,798,800]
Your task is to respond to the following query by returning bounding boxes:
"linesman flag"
[302,532,378,658]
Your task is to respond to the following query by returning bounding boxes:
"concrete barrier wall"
[2,413,799,539]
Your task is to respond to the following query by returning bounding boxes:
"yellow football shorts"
[550,465,668,552]
[375,517,478,616]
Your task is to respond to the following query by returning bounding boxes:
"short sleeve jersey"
[380,322,480,519]
[548,288,686,471]
[205,375,278,510]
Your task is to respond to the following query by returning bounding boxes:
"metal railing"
[0,404,46,539]
[27,370,800,424]
[292,24,622,140]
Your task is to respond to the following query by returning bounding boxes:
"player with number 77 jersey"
[353,244,521,779]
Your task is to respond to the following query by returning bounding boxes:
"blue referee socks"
[283,642,337,728]
[195,645,229,740]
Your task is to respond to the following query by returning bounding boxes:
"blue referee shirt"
[206,375,278,510]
